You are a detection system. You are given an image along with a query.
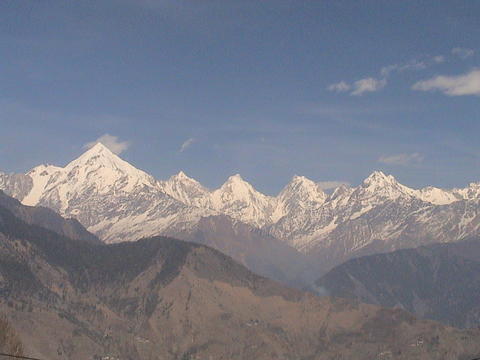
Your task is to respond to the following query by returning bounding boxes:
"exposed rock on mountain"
[2,143,210,243]
[158,171,211,208]
[315,238,480,328]
[0,171,32,201]
[1,205,480,360]
[2,143,480,277]
[0,315,24,357]
[0,190,100,244]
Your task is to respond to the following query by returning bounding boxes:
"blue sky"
[1,0,479,194]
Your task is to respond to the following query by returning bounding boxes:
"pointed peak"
[65,142,138,174]
[330,183,353,200]
[291,175,312,183]
[226,174,244,182]
[168,171,198,183]
[285,175,319,190]
[363,171,397,185]
[171,170,189,180]
[220,174,256,192]
[177,170,188,178]
[75,142,121,161]
[84,142,116,156]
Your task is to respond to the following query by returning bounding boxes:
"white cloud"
[83,134,130,155]
[452,47,474,59]
[327,81,351,93]
[179,137,195,152]
[351,77,387,96]
[329,54,445,96]
[317,181,350,190]
[412,69,480,96]
[378,153,424,166]
[380,60,427,77]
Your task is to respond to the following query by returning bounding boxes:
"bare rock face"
[0,171,32,201]
[315,238,480,329]
[1,205,480,360]
[0,190,100,244]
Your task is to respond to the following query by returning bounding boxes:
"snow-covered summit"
[33,143,158,209]
[356,171,416,200]
[415,186,460,205]
[272,175,327,222]
[64,142,156,188]
[159,171,211,208]
[2,144,480,253]
[210,174,276,227]
[456,182,480,201]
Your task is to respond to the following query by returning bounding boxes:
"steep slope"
[0,190,100,244]
[209,174,276,228]
[0,316,24,357]
[12,143,210,242]
[158,171,211,208]
[176,214,312,287]
[0,171,32,201]
[271,175,327,222]
[315,238,480,328]
[272,172,480,275]
[1,207,480,360]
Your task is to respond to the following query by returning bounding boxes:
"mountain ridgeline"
[315,238,480,329]
[0,201,480,359]
[2,142,480,280]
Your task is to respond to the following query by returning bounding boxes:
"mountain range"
[2,142,480,278]
[1,198,479,360]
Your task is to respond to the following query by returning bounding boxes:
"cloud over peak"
[179,137,195,152]
[83,134,131,155]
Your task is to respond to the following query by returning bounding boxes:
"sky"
[1,0,479,194]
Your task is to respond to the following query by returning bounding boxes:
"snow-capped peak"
[210,174,275,227]
[279,175,326,203]
[224,173,246,184]
[159,171,210,208]
[216,174,261,200]
[61,142,157,193]
[363,171,397,186]
[22,164,63,206]
[173,170,189,180]
[66,143,136,173]
[166,171,203,185]
[415,186,460,205]
[271,175,327,222]
[356,171,416,200]
[455,182,480,201]
[21,143,160,212]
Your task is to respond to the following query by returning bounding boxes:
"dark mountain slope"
[0,206,480,359]
[315,238,480,328]
[173,215,313,287]
[0,190,100,244]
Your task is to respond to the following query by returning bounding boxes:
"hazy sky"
[1,0,479,194]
